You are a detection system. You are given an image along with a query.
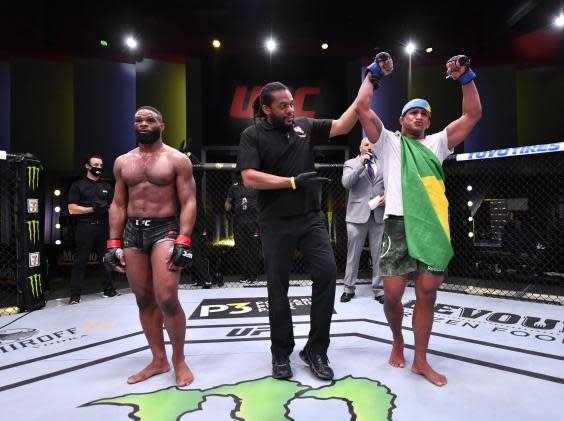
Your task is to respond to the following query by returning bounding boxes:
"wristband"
[175,235,192,247]
[458,68,476,85]
[107,239,122,248]
[290,177,297,190]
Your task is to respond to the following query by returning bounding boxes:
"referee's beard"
[270,113,294,130]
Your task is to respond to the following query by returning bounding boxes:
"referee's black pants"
[70,220,114,297]
[260,211,337,358]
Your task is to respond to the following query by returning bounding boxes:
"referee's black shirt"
[67,178,113,221]
[237,117,332,219]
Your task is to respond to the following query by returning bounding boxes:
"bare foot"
[173,359,194,386]
[388,339,405,368]
[127,360,171,384]
[411,362,447,387]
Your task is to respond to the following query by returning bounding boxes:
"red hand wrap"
[107,239,122,248]
[175,235,191,247]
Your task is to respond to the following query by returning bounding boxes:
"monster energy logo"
[27,166,40,191]
[28,274,42,298]
[26,220,40,244]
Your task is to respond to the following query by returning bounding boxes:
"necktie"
[366,161,375,182]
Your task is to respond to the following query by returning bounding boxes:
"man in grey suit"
[341,137,385,303]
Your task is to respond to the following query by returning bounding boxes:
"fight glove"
[446,55,476,85]
[365,52,391,89]
[103,239,124,272]
[290,172,331,190]
[169,235,193,269]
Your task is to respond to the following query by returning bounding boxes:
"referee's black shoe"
[272,355,293,379]
[340,292,355,302]
[299,347,334,380]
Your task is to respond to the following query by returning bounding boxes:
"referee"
[237,81,357,380]
[67,154,119,304]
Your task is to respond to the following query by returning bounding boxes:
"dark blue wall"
[74,59,136,174]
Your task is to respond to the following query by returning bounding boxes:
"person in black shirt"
[237,81,358,381]
[67,155,119,304]
[225,173,259,283]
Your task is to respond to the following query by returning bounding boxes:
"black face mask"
[136,127,161,144]
[89,167,102,177]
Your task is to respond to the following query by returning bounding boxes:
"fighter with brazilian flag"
[354,52,482,387]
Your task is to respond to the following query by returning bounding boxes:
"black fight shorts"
[123,217,178,253]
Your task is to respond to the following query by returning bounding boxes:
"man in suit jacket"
[341,137,385,303]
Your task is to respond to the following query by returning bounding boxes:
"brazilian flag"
[401,135,453,270]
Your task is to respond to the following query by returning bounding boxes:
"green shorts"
[379,216,445,276]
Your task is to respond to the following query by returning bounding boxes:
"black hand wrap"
[170,235,193,269]
[291,172,331,189]
[103,239,124,272]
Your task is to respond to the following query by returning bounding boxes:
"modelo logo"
[229,85,320,119]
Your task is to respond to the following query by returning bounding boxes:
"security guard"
[237,81,357,381]
[225,173,259,283]
[67,154,118,304]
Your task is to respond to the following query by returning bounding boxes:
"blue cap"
[401,98,431,118]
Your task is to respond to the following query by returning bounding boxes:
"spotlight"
[125,36,138,50]
[55,240,61,245]
[555,13,564,27]
[212,39,221,48]
[265,38,277,52]
[467,185,473,191]
[467,200,473,207]
[425,47,433,53]
[321,43,329,50]
[55,223,61,229]
[405,42,416,55]
[54,206,61,213]
[54,189,61,197]
[468,216,473,222]
[468,232,474,238]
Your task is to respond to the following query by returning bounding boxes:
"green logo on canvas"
[27,166,40,191]
[28,273,42,298]
[83,376,396,420]
[26,220,40,244]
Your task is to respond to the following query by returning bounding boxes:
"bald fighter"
[104,106,196,386]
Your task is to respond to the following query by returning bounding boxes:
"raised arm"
[354,52,394,143]
[329,101,358,138]
[108,156,128,239]
[444,55,482,149]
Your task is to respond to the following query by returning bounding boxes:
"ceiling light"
[405,42,416,55]
[212,39,221,48]
[265,38,277,52]
[125,36,138,50]
[555,13,564,27]
[425,47,433,53]
[321,43,329,50]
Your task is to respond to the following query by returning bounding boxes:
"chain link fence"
[444,146,564,304]
[0,154,46,314]
[0,157,19,312]
[183,146,564,305]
